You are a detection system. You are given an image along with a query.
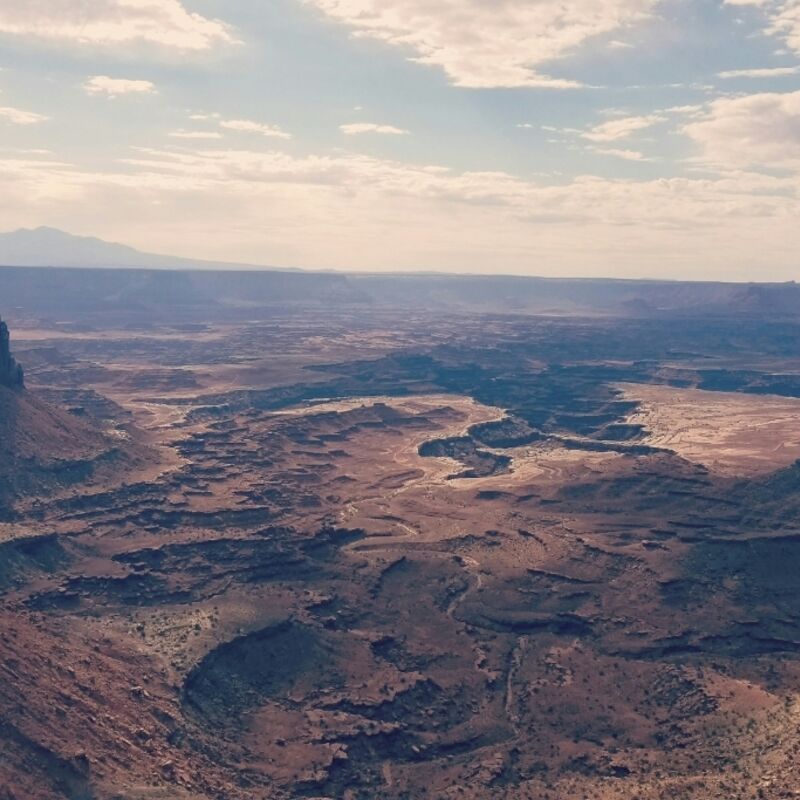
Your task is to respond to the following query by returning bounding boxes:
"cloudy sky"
[0,0,799,278]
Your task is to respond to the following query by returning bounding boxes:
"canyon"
[1,274,800,799]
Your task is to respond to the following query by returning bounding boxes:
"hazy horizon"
[1,1,799,280]
[3,224,800,285]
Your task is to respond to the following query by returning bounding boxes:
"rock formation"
[0,317,24,389]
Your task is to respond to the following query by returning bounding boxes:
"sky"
[0,0,799,280]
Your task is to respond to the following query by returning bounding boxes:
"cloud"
[592,147,651,160]
[683,90,800,171]
[84,76,156,96]
[169,130,223,139]
[725,1,800,56]
[0,0,236,51]
[340,123,409,135]
[660,104,704,116]
[219,119,292,139]
[718,65,800,77]
[0,105,48,125]
[304,0,656,88]
[767,2,800,54]
[582,113,666,142]
[108,144,799,231]
[4,142,799,278]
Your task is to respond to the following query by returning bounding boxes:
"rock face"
[0,318,24,389]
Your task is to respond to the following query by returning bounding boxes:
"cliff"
[0,318,23,389]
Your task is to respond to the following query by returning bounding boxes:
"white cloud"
[84,76,156,96]
[661,104,704,116]
[718,65,800,77]
[219,119,292,139]
[304,0,657,88]
[725,0,800,56]
[592,147,651,160]
[108,145,800,234]
[683,90,800,170]
[3,142,799,278]
[169,130,223,139]
[582,113,666,142]
[768,2,800,53]
[0,0,236,50]
[0,105,48,125]
[340,123,409,135]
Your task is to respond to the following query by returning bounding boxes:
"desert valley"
[2,266,800,799]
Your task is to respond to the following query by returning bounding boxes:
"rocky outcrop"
[0,318,24,389]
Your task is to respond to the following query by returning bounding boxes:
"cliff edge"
[0,318,23,389]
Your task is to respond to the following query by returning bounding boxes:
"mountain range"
[0,227,798,317]
[0,227,287,271]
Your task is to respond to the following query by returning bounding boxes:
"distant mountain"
[1,228,798,317]
[0,228,367,312]
[0,227,289,271]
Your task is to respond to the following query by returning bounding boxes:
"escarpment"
[0,317,24,389]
